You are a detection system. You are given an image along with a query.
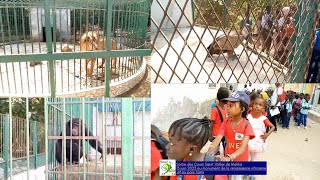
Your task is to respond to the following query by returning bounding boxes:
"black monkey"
[55,118,103,164]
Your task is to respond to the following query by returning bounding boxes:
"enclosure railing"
[0,110,45,179]
[45,97,150,179]
[151,0,319,83]
[0,0,151,97]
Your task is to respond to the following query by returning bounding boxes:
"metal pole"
[121,98,134,179]
[26,97,30,180]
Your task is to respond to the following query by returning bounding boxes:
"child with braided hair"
[166,118,228,180]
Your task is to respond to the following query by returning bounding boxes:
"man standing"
[261,5,274,53]
[269,83,284,132]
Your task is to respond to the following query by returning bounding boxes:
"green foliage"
[193,0,297,30]
[0,98,44,122]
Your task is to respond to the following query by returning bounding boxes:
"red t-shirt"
[217,119,255,161]
[151,141,163,180]
[210,105,227,136]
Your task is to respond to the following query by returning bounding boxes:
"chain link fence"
[150,0,319,83]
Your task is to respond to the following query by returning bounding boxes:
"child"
[294,93,304,124]
[298,94,311,129]
[210,87,230,155]
[249,92,267,116]
[282,95,293,129]
[291,94,299,121]
[247,94,275,180]
[280,93,289,126]
[166,118,228,180]
[208,91,255,180]
[151,124,170,180]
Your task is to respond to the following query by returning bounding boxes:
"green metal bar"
[63,98,67,179]
[26,97,30,180]
[121,98,134,179]
[45,97,49,180]
[104,0,113,97]
[9,97,13,178]
[81,98,86,180]
[33,121,38,168]
[102,98,106,180]
[113,101,116,180]
[44,0,56,97]
[3,114,9,179]
[0,46,150,63]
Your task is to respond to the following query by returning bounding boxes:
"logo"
[231,92,239,98]
[160,160,176,176]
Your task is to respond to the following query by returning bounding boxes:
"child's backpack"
[151,124,169,159]
[247,114,267,153]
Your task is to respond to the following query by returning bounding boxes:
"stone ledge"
[110,58,147,97]
[58,58,147,98]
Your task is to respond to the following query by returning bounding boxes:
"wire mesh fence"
[46,97,150,180]
[0,0,150,97]
[150,0,319,83]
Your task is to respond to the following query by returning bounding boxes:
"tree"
[0,98,45,122]
[193,0,297,30]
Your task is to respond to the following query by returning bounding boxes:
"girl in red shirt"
[166,118,228,180]
[208,91,255,180]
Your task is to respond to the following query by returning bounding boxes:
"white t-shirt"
[271,87,283,106]
[278,17,285,29]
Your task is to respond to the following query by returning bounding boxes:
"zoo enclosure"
[46,98,150,179]
[151,0,319,83]
[0,100,45,179]
[0,0,150,97]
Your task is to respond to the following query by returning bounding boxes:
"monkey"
[55,118,103,164]
[80,31,117,77]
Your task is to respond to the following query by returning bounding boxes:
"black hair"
[288,94,293,101]
[168,118,211,148]
[239,101,249,118]
[304,93,310,99]
[251,93,266,106]
[250,92,259,102]
[266,5,272,11]
[217,87,230,101]
[294,94,299,99]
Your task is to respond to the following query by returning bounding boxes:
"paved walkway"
[151,27,288,83]
[256,116,320,180]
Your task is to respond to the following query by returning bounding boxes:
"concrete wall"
[91,107,151,157]
[151,84,222,131]
[151,0,193,30]
[30,8,71,41]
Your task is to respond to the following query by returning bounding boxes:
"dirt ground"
[255,116,320,180]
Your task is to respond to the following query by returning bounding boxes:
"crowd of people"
[151,83,313,180]
[255,5,296,67]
